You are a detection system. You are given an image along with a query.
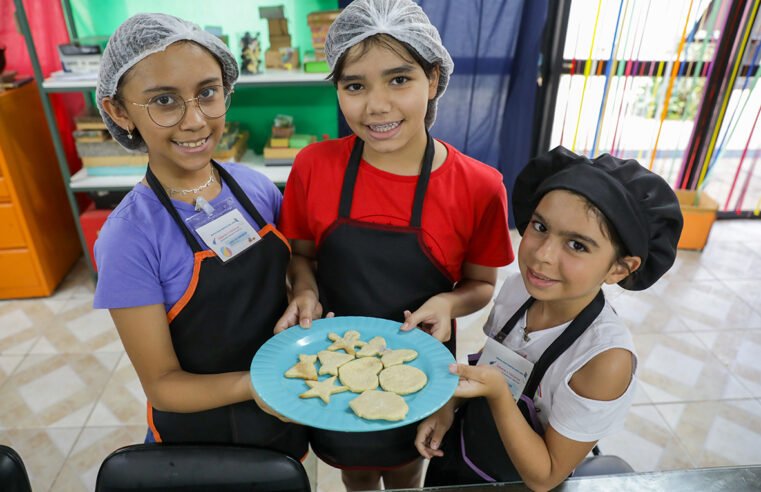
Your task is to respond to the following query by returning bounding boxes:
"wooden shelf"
[70,150,292,191]
[43,69,330,92]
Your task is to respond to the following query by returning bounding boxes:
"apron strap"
[213,161,268,229]
[338,133,436,227]
[489,290,606,429]
[145,161,271,253]
[494,297,534,343]
[410,133,435,228]
[145,165,204,253]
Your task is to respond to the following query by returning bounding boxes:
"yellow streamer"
[647,0,695,170]
[571,0,603,153]
[697,0,761,187]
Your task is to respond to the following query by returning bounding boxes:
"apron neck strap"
[214,162,268,229]
[146,164,203,252]
[145,161,270,252]
[522,290,606,399]
[339,133,435,228]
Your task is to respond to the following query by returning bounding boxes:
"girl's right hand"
[249,377,292,423]
[274,292,331,333]
[415,401,456,459]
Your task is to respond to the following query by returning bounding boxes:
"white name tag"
[194,208,261,262]
[478,336,535,402]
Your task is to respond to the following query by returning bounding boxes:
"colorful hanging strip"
[647,0,696,170]
[734,147,761,213]
[591,0,627,156]
[677,0,736,190]
[701,26,761,187]
[695,0,761,190]
[724,102,761,211]
[611,0,652,156]
[571,0,603,153]
[559,21,584,146]
[666,0,718,185]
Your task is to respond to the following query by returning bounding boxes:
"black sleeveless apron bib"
[144,162,307,458]
[425,291,605,486]
[311,135,455,469]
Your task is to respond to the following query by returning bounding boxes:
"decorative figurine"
[240,31,262,75]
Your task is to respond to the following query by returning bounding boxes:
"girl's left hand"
[400,296,453,342]
[450,363,509,402]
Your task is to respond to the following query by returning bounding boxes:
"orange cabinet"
[0,83,81,298]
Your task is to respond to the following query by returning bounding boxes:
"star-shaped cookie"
[318,350,355,376]
[284,354,318,380]
[327,330,366,355]
[299,376,349,404]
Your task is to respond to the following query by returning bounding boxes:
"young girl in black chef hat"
[416,146,683,490]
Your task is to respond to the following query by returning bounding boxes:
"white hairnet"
[96,13,239,151]
[324,0,454,128]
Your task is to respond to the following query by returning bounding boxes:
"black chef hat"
[513,146,684,291]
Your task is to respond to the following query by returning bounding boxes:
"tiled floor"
[1,220,761,491]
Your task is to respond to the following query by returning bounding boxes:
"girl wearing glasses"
[94,13,307,456]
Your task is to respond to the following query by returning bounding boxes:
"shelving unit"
[70,151,292,192]
[14,0,337,276]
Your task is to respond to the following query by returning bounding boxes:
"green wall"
[71,0,339,152]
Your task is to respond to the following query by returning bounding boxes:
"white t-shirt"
[483,272,637,442]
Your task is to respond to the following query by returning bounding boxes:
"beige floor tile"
[316,457,345,492]
[0,353,120,430]
[0,299,65,356]
[699,241,761,281]
[655,400,761,467]
[51,425,146,492]
[693,330,761,398]
[662,280,761,331]
[27,297,121,355]
[86,354,146,427]
[596,405,695,472]
[0,355,25,389]
[53,259,96,301]
[634,332,753,403]
[609,291,691,335]
[0,427,81,492]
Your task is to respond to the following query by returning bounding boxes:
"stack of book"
[74,111,148,175]
[263,132,316,166]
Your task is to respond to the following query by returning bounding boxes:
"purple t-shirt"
[93,163,282,311]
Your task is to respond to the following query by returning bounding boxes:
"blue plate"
[251,316,458,432]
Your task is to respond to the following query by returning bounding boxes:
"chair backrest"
[0,445,33,492]
[95,443,311,492]
[573,455,635,477]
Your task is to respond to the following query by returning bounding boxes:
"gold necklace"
[166,167,216,196]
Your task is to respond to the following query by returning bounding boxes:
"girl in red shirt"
[276,0,512,489]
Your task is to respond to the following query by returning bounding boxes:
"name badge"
[187,198,261,262]
[478,336,535,402]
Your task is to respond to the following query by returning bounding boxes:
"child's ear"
[101,97,134,134]
[604,256,642,285]
[427,65,440,100]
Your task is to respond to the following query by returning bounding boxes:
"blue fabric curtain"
[338,0,549,225]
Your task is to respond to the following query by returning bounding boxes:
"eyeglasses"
[127,85,233,128]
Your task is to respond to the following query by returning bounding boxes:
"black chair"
[95,443,311,492]
[573,446,634,477]
[0,445,33,492]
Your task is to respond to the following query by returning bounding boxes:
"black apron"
[311,135,455,469]
[144,162,308,458]
[425,291,605,486]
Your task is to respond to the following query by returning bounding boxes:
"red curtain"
[0,0,84,179]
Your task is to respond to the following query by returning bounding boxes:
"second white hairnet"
[324,0,454,128]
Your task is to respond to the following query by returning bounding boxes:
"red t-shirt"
[279,135,514,281]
